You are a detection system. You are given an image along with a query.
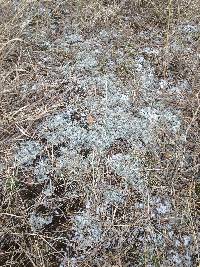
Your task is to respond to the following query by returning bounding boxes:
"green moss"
[6,176,19,192]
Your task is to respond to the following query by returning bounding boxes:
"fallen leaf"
[87,114,95,126]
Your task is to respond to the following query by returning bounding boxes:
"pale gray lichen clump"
[72,212,102,250]
[15,24,182,231]
[135,55,156,91]
[107,153,142,188]
[29,212,53,231]
[38,113,88,147]
[15,141,43,166]
[34,158,52,182]
[103,188,125,205]
[11,19,199,266]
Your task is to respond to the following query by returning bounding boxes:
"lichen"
[29,212,53,231]
[72,212,102,250]
[15,141,43,166]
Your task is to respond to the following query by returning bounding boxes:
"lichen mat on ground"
[0,1,199,267]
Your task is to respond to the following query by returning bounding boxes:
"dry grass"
[0,1,200,266]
